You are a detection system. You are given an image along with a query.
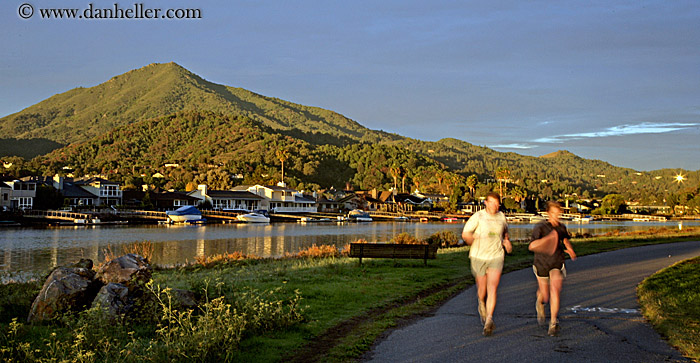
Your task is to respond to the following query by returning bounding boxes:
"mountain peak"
[0,62,392,156]
[540,150,576,159]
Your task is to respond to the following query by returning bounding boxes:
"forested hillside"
[0,62,398,152]
[1,63,697,205]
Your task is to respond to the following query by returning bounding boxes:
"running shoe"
[548,321,560,336]
[535,296,545,326]
[478,299,486,325]
[483,317,494,336]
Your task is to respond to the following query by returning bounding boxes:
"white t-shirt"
[462,209,508,260]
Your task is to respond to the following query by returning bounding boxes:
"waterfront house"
[315,194,340,213]
[393,193,431,212]
[234,184,316,213]
[189,184,264,211]
[73,177,123,206]
[0,182,10,210]
[1,179,37,210]
[60,179,99,207]
[460,201,485,214]
[122,189,202,210]
[335,193,368,212]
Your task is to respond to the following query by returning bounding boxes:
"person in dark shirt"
[528,201,576,336]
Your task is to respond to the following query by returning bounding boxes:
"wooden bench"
[349,242,438,265]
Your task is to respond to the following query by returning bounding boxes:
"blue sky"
[2,0,699,171]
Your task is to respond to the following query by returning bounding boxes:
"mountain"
[2,63,696,203]
[0,62,398,156]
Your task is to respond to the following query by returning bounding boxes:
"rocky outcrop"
[95,254,152,288]
[92,283,133,318]
[27,259,100,323]
[28,254,197,323]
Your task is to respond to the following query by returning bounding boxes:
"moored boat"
[572,216,593,223]
[348,209,372,222]
[166,206,203,223]
[237,212,271,223]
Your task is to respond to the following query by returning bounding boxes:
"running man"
[528,201,577,336]
[462,192,512,336]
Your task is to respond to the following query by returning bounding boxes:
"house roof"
[394,194,429,204]
[207,190,264,200]
[336,194,362,203]
[295,195,316,203]
[62,182,97,198]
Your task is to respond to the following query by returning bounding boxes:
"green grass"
[1,228,699,362]
[638,256,700,362]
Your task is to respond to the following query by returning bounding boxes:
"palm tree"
[495,167,511,199]
[276,147,289,185]
[389,165,402,192]
[511,186,526,202]
[466,174,478,197]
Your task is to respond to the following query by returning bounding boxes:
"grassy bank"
[1,227,699,362]
[638,256,700,362]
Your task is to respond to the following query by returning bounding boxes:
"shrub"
[424,231,460,248]
[391,233,424,245]
[194,251,257,267]
[291,244,341,259]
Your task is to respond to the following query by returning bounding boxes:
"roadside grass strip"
[638,256,700,362]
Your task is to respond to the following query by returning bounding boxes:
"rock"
[92,283,132,318]
[27,261,100,323]
[95,253,152,288]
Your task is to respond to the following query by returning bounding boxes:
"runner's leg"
[485,268,502,317]
[548,269,564,324]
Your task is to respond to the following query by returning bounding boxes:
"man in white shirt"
[462,192,512,336]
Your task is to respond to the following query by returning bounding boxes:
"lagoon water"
[1,220,698,278]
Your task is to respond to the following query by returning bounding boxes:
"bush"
[424,231,460,248]
[391,233,424,245]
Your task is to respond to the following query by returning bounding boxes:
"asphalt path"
[364,241,700,363]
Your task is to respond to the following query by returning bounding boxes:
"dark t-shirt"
[531,221,570,269]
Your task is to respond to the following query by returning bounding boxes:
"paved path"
[365,241,700,362]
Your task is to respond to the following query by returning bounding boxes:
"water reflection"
[1,220,698,275]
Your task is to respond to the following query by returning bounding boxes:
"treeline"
[2,110,698,212]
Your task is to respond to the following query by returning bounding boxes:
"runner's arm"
[502,231,512,254]
[563,238,576,260]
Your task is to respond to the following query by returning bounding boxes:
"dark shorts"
[532,262,566,279]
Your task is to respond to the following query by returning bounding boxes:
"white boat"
[237,212,270,223]
[572,216,593,223]
[348,209,372,222]
[166,206,203,223]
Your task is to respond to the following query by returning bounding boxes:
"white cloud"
[492,143,535,149]
[533,122,699,144]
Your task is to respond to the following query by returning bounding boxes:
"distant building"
[232,184,316,213]
[189,184,264,211]
[2,179,37,210]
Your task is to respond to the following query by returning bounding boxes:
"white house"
[235,184,316,213]
[189,185,264,211]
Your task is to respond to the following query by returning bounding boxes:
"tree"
[448,184,465,211]
[596,193,627,214]
[466,174,478,197]
[276,147,290,185]
[495,167,511,199]
[389,164,402,192]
